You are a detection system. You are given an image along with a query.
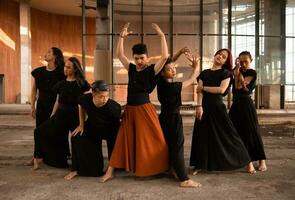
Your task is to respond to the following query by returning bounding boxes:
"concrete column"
[19,0,31,104]
[94,4,112,83]
[262,0,282,109]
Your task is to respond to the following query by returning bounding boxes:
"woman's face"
[92,91,109,107]
[162,63,176,79]
[64,60,76,76]
[44,48,55,62]
[133,54,148,69]
[214,50,228,66]
[239,55,252,70]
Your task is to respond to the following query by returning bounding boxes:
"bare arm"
[116,23,132,70]
[195,79,203,120]
[182,55,200,89]
[152,23,169,75]
[31,79,37,118]
[50,95,59,117]
[71,105,86,136]
[172,47,190,62]
[202,78,231,94]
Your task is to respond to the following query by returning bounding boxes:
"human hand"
[195,106,203,120]
[120,22,133,38]
[152,23,164,37]
[71,125,84,137]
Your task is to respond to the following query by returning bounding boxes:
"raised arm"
[172,47,190,62]
[182,54,200,89]
[116,23,132,70]
[152,23,169,75]
[199,78,231,94]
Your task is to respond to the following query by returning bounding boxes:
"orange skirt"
[109,103,169,176]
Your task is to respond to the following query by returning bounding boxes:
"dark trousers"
[159,112,189,181]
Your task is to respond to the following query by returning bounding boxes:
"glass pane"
[285,85,295,101]
[173,0,200,34]
[259,37,282,84]
[142,0,169,32]
[114,0,141,34]
[232,0,255,35]
[231,36,255,68]
[203,36,226,70]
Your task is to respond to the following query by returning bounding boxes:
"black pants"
[34,107,78,168]
[159,111,189,181]
[71,126,118,176]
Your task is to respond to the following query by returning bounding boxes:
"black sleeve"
[197,70,204,81]
[247,69,257,82]
[53,80,63,95]
[31,67,42,78]
[77,94,87,106]
[222,69,232,80]
[109,100,122,119]
[81,81,91,93]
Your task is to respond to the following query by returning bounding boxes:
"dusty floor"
[0,114,294,200]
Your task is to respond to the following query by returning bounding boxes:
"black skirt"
[229,94,266,161]
[190,95,250,171]
[34,107,79,168]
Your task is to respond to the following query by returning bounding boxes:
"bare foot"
[171,169,178,180]
[247,162,256,174]
[24,158,34,166]
[99,173,114,183]
[180,179,202,188]
[31,158,42,170]
[258,160,267,172]
[192,168,201,175]
[64,171,78,180]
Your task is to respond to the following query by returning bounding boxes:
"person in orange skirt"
[100,22,169,182]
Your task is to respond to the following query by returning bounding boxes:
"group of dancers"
[24,23,267,188]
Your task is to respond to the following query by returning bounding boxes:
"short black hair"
[91,80,109,92]
[239,51,253,61]
[132,43,148,55]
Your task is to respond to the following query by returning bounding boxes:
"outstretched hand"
[120,22,133,38]
[185,54,200,69]
[152,23,165,36]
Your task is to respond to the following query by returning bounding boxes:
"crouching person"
[64,80,121,180]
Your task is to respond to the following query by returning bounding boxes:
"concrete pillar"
[94,4,112,83]
[262,0,282,109]
[19,0,31,104]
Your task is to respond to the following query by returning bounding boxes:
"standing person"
[25,47,65,166]
[190,48,251,174]
[157,53,201,188]
[32,57,90,170]
[100,22,169,182]
[229,51,267,172]
[64,80,121,180]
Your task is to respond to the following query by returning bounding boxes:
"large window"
[82,0,295,108]
[286,0,295,102]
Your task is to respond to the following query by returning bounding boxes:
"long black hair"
[68,57,87,87]
[51,47,65,69]
[214,48,233,71]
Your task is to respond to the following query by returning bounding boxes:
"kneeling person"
[65,80,121,180]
